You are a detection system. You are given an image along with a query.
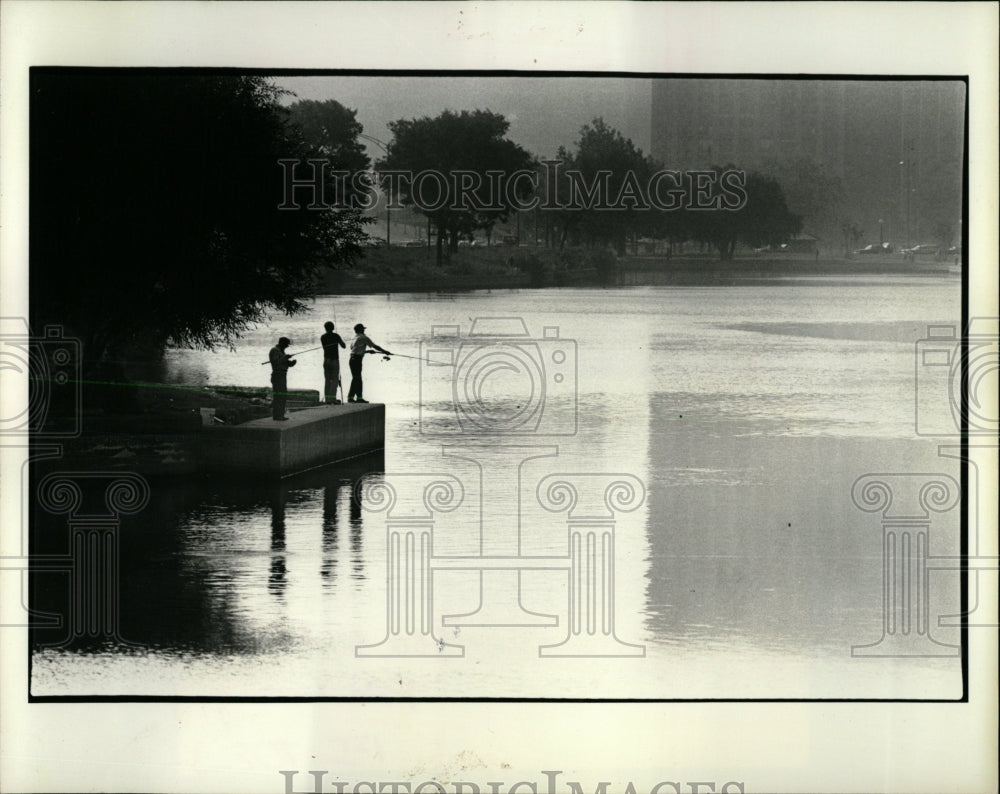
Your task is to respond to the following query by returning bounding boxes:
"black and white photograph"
[2,2,997,793]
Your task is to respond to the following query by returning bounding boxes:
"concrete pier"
[199,403,385,477]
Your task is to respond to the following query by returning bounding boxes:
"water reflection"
[268,484,287,597]
[642,393,961,655]
[349,484,364,582]
[320,484,339,583]
[30,452,384,656]
[31,283,965,697]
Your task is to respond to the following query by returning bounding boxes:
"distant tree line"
[30,73,805,381]
[375,112,801,263]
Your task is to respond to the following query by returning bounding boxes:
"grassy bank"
[319,246,957,294]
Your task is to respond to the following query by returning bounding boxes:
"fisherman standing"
[269,336,297,420]
[347,323,391,404]
[320,321,346,404]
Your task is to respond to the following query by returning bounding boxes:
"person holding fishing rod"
[347,323,392,404]
[320,321,346,405]
[268,337,298,420]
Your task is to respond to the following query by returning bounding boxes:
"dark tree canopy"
[286,99,369,170]
[30,72,370,373]
[553,118,659,254]
[379,109,534,263]
[683,166,801,259]
[286,98,372,208]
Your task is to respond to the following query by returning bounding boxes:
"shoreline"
[325,252,959,295]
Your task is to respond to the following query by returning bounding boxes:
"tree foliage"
[30,72,370,373]
[286,99,369,170]
[379,110,534,264]
[762,156,845,243]
[286,98,372,207]
[684,166,801,259]
[553,118,659,254]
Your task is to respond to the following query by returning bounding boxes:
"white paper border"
[2,2,997,793]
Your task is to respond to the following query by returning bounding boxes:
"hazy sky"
[276,75,652,160]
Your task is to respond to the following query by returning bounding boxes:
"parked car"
[855,242,893,255]
[900,244,940,257]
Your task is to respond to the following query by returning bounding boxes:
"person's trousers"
[271,372,287,419]
[347,355,364,402]
[323,360,340,403]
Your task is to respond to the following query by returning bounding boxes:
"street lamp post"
[879,218,884,245]
[359,133,391,247]
[899,139,915,250]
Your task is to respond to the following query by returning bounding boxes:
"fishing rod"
[259,345,324,365]
[261,347,431,365]
[369,351,436,364]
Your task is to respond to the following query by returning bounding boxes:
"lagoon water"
[31,276,966,699]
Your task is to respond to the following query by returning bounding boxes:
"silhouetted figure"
[268,337,297,420]
[347,323,391,404]
[320,321,346,405]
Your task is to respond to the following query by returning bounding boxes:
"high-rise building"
[651,79,965,249]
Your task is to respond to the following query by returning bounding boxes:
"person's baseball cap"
[354,323,366,333]
[279,336,291,345]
